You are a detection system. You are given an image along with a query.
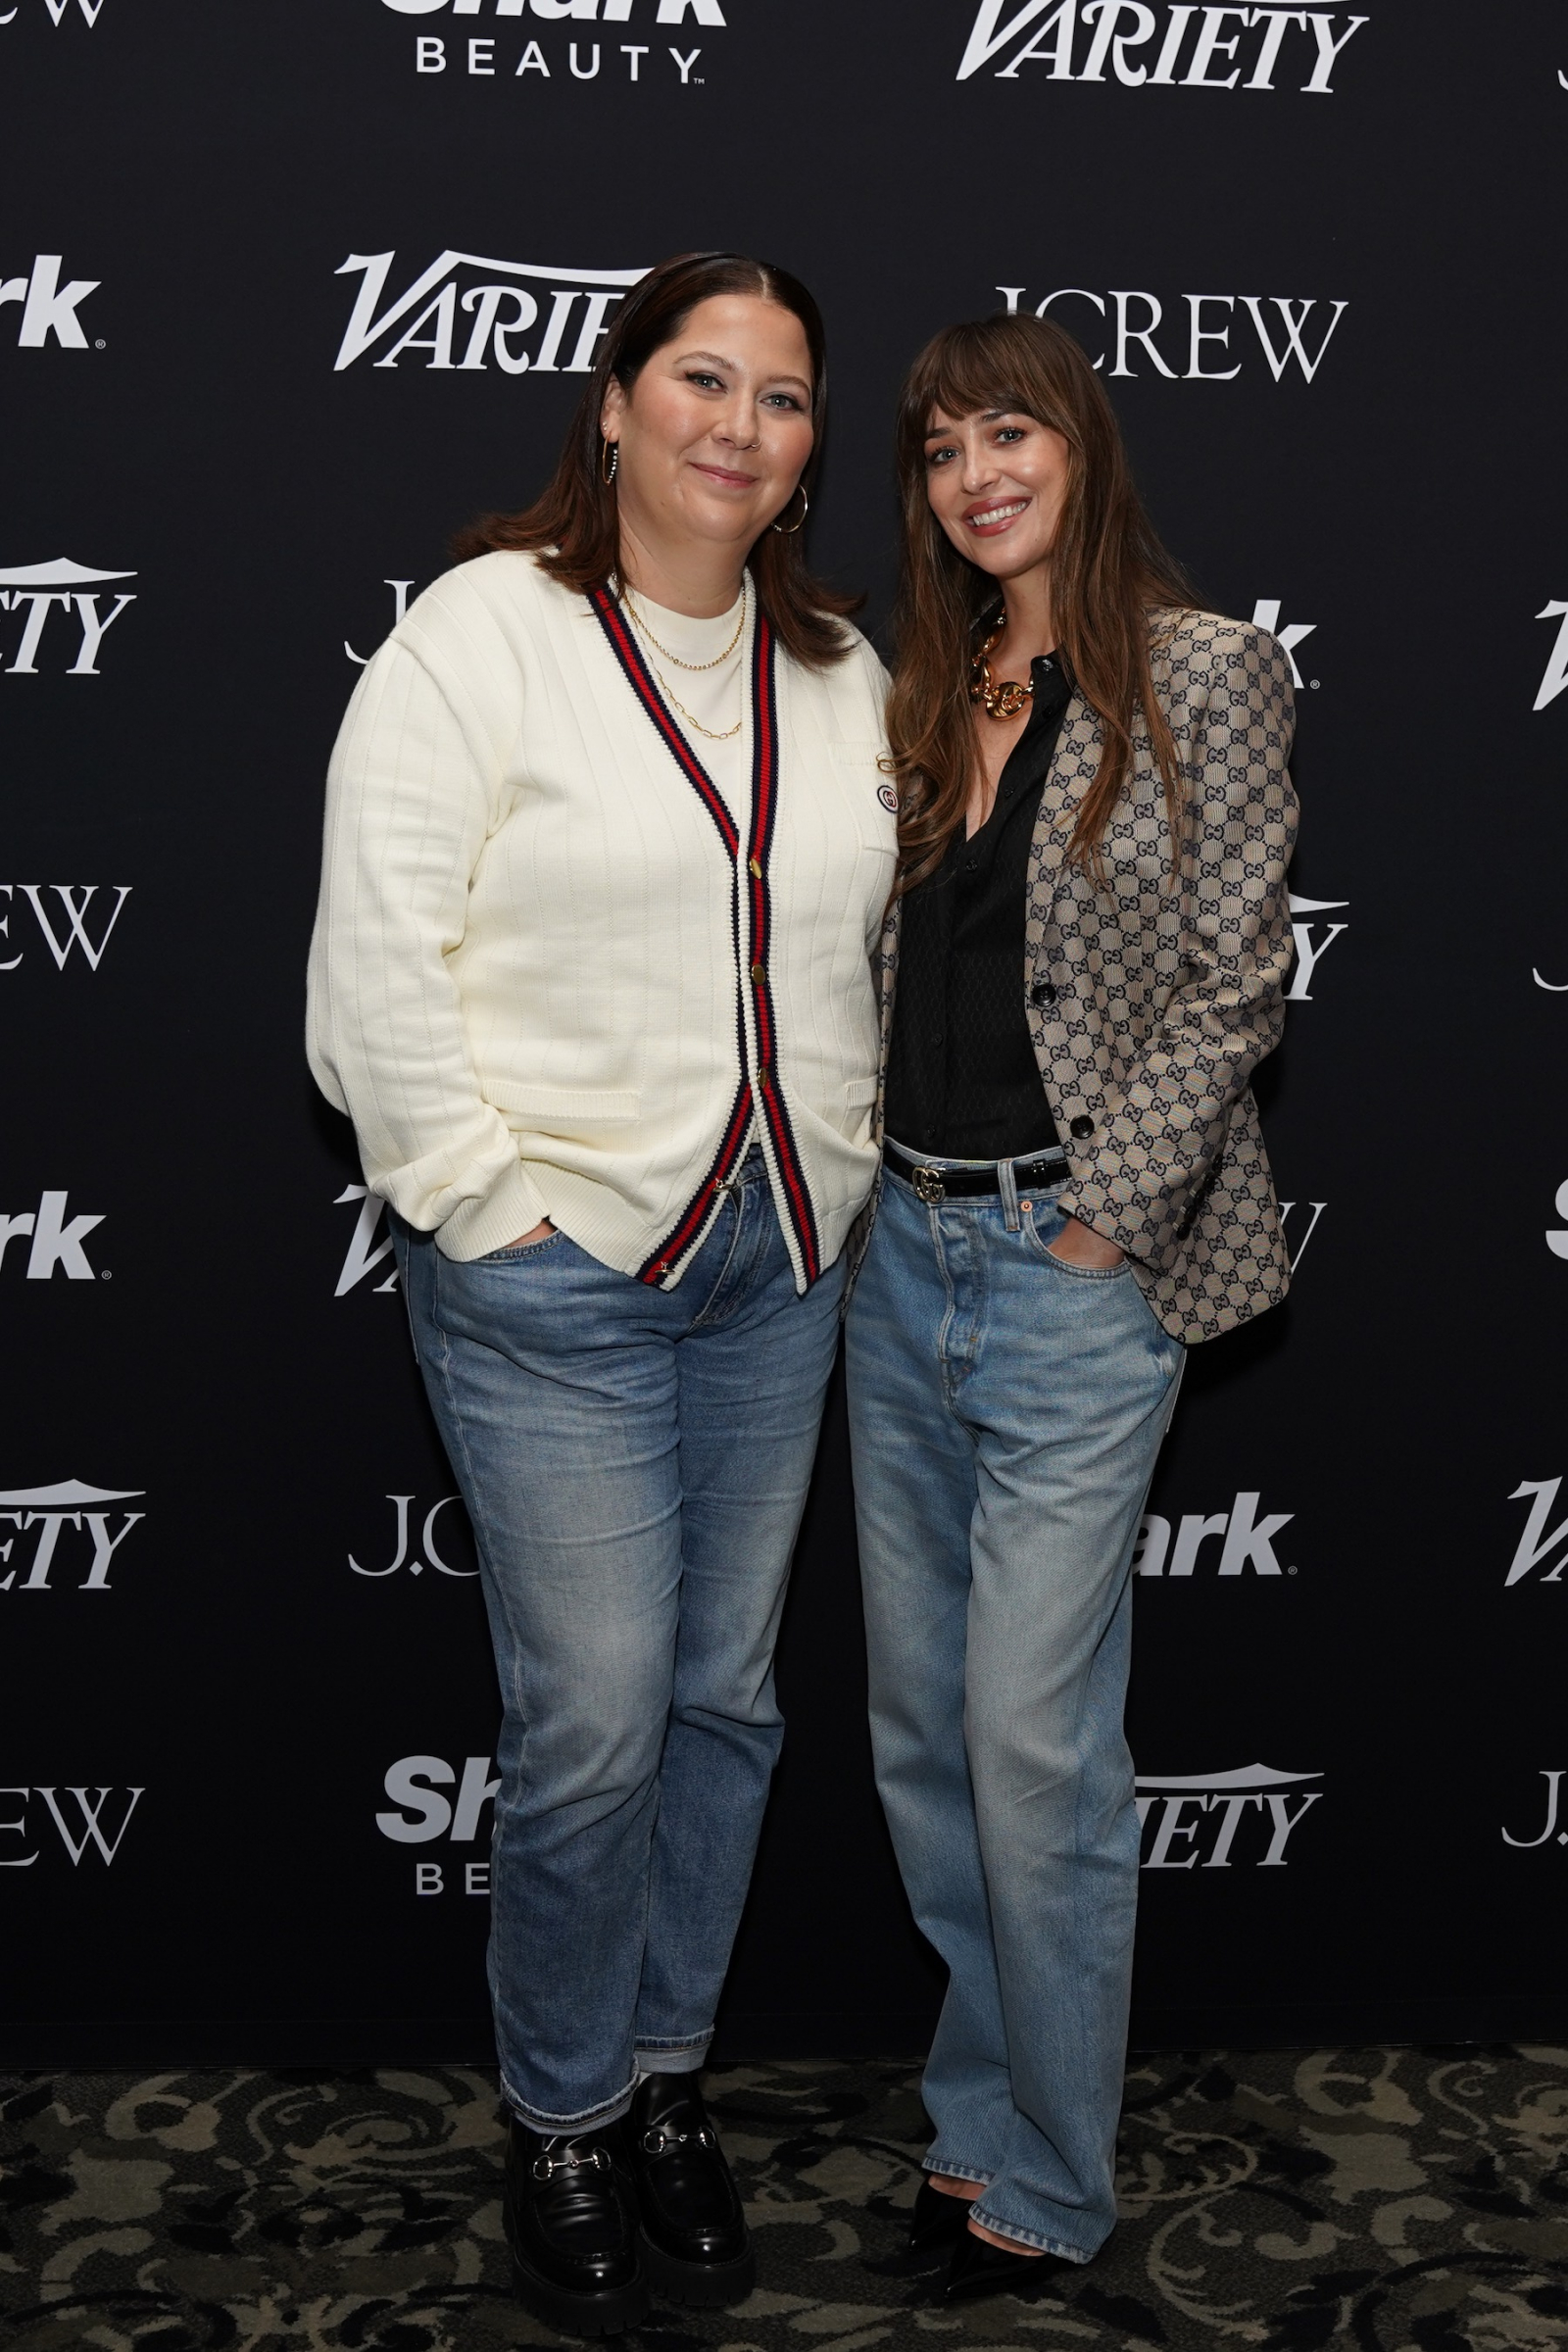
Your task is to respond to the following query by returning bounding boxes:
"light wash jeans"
[396,1148,845,2132]
[844,1155,1184,2260]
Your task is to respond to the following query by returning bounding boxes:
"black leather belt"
[883,1140,1069,1206]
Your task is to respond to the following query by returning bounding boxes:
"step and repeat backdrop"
[3,0,1566,2063]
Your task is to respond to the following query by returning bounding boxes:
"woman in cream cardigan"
[308,251,893,2338]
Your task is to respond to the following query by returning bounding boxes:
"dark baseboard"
[4,2000,1566,2073]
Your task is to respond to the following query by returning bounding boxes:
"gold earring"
[602,438,619,486]
[772,484,808,535]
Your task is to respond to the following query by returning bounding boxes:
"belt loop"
[998,1155,1022,1233]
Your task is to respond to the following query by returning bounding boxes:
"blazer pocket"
[482,1081,640,1125]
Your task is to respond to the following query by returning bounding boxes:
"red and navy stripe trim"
[745,612,821,1284]
[588,584,820,1287]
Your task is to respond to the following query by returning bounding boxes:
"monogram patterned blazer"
[861,611,1298,1345]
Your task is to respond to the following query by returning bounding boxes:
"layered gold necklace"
[625,582,748,742]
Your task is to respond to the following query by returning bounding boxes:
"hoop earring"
[772,484,808,535]
[601,438,619,486]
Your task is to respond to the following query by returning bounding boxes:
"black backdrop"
[5,0,1568,2065]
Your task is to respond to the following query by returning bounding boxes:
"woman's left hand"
[1046,1216,1125,1269]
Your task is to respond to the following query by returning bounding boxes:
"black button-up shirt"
[884,654,1072,1162]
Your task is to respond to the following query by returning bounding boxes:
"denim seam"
[502,2065,642,2134]
[687,1179,751,1331]
[967,2206,1092,2263]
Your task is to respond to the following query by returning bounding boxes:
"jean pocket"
[1022,1205,1133,1281]
[478,1230,567,1264]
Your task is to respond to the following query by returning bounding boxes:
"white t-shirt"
[620,586,748,809]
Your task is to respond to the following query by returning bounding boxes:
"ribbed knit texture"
[307,553,894,1288]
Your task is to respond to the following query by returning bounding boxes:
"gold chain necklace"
[645,658,745,742]
[969,618,1034,720]
[625,581,747,671]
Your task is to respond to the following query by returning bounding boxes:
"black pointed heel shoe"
[625,2072,755,2308]
[910,2178,974,2252]
[504,2119,649,2337]
[941,2227,1070,2305]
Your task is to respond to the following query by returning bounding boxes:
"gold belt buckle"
[911,1164,947,1205]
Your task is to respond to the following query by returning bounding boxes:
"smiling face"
[601,293,816,566]
[923,404,1073,586]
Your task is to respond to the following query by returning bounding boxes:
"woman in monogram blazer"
[844,314,1296,2302]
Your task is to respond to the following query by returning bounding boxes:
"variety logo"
[1504,1481,1568,1587]
[334,1186,399,1296]
[334,250,646,374]
[1286,893,1348,1002]
[347,578,417,665]
[1278,1199,1326,1270]
[0,886,132,973]
[0,1480,145,1592]
[0,1192,105,1280]
[351,1492,476,1578]
[959,3,1368,91]
[1136,1763,1323,1867]
[1134,1493,1295,1577]
[0,256,100,349]
[0,560,135,672]
[0,1785,142,1868]
[377,1751,499,1895]
[1503,1772,1568,1850]
[997,285,1347,381]
[1535,601,1568,712]
[1251,597,1315,688]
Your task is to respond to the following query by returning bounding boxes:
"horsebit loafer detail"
[503,2120,649,2337]
[624,2072,756,2306]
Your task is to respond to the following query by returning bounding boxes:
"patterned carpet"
[4,2049,1568,2350]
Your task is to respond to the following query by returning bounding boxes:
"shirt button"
[1030,979,1057,1007]
[1070,1115,1095,1139]
[750,962,765,985]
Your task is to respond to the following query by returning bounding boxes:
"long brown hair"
[454,251,858,669]
[887,313,1194,889]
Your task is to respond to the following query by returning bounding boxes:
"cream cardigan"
[307,552,895,1290]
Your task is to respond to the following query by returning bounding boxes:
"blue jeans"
[397,1148,845,2132]
[844,1159,1183,2260]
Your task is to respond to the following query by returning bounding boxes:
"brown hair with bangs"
[454,250,858,669]
[888,313,1194,889]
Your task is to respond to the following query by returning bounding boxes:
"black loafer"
[504,2119,649,2337]
[942,2228,1070,2305]
[624,2072,755,2307]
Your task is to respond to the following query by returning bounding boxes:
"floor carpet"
[4,2049,1568,2349]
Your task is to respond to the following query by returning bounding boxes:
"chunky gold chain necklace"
[625,581,747,672]
[969,618,1034,721]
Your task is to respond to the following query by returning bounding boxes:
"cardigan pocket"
[481,1081,640,1126]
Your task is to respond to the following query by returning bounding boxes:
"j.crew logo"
[998,285,1347,383]
[0,0,111,23]
[1503,1773,1568,1850]
[0,885,131,973]
[351,1493,476,1578]
[0,560,135,673]
[334,250,645,373]
[959,3,1368,91]
[1136,1764,1323,1868]
[0,1785,142,1868]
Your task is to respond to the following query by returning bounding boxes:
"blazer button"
[1030,979,1057,1007]
[1069,1115,1095,1139]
